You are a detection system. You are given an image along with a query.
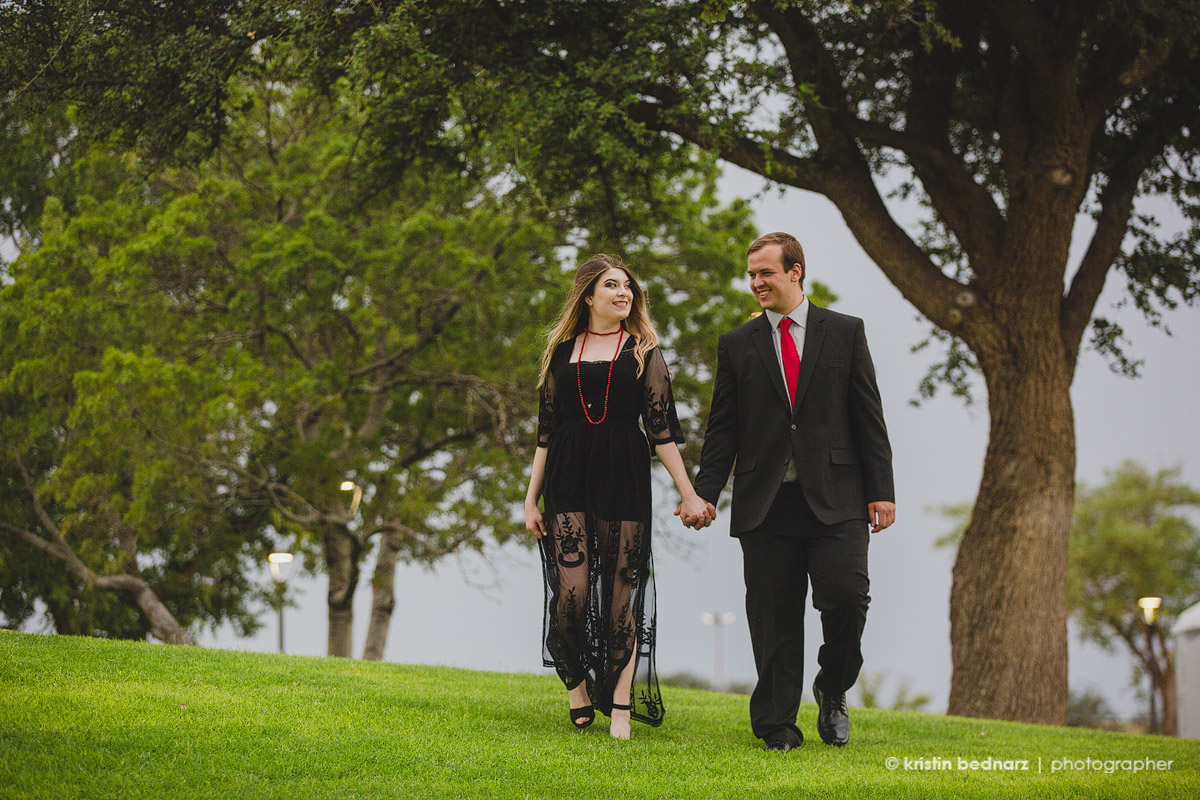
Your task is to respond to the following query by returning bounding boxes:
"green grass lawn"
[1,631,1197,799]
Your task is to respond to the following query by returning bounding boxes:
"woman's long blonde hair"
[538,254,659,387]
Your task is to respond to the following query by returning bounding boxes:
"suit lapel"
[751,313,791,409]
[791,305,827,414]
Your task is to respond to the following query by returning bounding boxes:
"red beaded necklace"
[576,327,625,425]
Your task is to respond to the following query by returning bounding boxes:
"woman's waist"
[556,414,642,428]
[548,417,647,440]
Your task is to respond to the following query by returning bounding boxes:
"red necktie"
[780,317,800,408]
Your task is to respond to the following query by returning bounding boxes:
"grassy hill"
[1,631,1197,799]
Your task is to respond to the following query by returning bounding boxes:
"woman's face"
[585,267,633,324]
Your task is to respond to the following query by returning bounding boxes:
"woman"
[524,254,710,739]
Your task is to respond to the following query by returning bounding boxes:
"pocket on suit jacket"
[818,359,847,368]
[734,455,757,474]
[829,448,858,465]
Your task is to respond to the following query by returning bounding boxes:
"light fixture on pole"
[340,480,363,518]
[268,552,294,654]
[700,611,736,693]
[1138,596,1163,734]
[1138,596,1162,626]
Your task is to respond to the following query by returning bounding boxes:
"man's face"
[747,244,803,313]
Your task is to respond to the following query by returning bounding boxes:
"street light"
[268,552,294,654]
[340,480,362,518]
[1138,596,1163,733]
[1139,596,1162,626]
[700,611,737,692]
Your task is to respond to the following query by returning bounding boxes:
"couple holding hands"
[523,232,896,748]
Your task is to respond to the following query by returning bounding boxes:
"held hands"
[868,501,896,533]
[675,494,716,530]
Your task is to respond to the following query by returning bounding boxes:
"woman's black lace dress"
[537,334,684,725]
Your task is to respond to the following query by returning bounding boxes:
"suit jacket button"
[791,424,797,430]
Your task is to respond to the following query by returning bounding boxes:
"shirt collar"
[764,295,809,331]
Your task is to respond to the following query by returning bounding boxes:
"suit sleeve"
[847,319,895,504]
[693,333,739,506]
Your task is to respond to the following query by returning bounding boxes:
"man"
[680,231,895,751]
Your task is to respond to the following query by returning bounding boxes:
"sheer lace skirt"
[540,511,663,725]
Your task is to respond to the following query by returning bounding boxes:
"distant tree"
[0,158,275,644]
[1067,688,1119,730]
[659,671,712,691]
[1069,462,1200,736]
[857,670,932,713]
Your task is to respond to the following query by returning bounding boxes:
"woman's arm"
[655,441,714,528]
[524,446,549,538]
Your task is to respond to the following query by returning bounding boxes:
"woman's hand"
[675,493,715,530]
[525,502,546,538]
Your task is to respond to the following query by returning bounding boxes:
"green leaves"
[2,35,757,647]
[1068,461,1200,647]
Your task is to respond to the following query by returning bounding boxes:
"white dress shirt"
[764,297,808,483]
[764,297,809,389]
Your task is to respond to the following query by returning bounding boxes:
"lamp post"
[700,611,736,692]
[268,552,294,654]
[340,480,362,519]
[1138,596,1162,734]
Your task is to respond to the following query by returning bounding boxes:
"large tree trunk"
[362,530,402,661]
[323,524,361,658]
[947,331,1076,724]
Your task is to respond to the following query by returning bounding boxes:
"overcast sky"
[185,164,1199,720]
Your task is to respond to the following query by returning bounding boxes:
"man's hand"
[675,496,716,530]
[868,501,895,533]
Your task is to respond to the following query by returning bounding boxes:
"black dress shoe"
[813,680,850,746]
[764,730,802,751]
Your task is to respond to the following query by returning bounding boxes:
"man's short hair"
[748,232,805,283]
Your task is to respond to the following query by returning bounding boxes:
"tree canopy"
[0,148,276,644]
[1,46,762,655]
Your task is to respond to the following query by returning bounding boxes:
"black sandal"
[611,703,631,713]
[570,705,595,729]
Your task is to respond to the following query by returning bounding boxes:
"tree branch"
[202,456,328,528]
[749,2,852,150]
[1061,92,1193,364]
[628,100,828,194]
[263,324,315,371]
[0,521,71,563]
[398,430,480,470]
[348,298,463,380]
[1060,171,1141,367]
[10,449,148,585]
[12,447,65,545]
[978,0,1054,74]
[1049,0,1100,53]
[847,118,1006,268]
[735,3,992,338]
[1081,29,1177,119]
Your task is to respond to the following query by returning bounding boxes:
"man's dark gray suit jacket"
[693,304,895,535]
